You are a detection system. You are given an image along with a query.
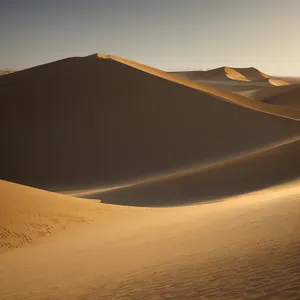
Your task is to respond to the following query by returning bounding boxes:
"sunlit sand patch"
[225,67,249,82]
[269,78,290,86]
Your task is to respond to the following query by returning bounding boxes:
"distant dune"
[231,67,270,80]
[262,85,300,109]
[1,54,299,191]
[171,67,290,94]
[272,76,300,84]
[171,66,262,81]
[235,84,298,101]
[171,66,270,81]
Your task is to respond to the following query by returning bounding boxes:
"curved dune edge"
[97,54,300,120]
[263,85,300,110]
[2,55,299,190]
[67,137,299,198]
[229,67,271,80]
[224,67,249,81]
[235,84,297,101]
[0,180,136,253]
[1,179,300,299]
[72,137,300,206]
[171,66,270,82]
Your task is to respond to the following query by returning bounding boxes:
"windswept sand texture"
[1,180,300,299]
[0,180,123,253]
[1,54,300,299]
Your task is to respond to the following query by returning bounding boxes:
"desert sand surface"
[1,179,300,300]
[272,76,300,84]
[170,66,289,91]
[0,180,131,253]
[262,85,300,110]
[171,66,268,82]
[1,54,300,191]
[79,138,300,206]
[1,53,300,299]
[235,84,298,101]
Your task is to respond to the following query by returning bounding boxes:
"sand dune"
[1,52,300,300]
[269,78,290,86]
[1,54,300,191]
[1,179,300,299]
[0,180,126,253]
[78,138,300,206]
[262,85,300,109]
[171,67,289,94]
[272,76,300,84]
[171,66,267,82]
[235,84,298,101]
[231,67,270,80]
[99,55,298,118]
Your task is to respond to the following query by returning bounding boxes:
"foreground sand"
[1,179,300,300]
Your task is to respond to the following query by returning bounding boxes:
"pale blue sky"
[0,0,299,75]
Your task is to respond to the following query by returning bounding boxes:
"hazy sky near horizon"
[0,0,299,75]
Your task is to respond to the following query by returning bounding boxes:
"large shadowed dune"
[82,138,300,206]
[0,54,299,190]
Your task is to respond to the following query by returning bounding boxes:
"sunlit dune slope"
[0,54,299,190]
[171,67,289,93]
[170,66,268,81]
[262,85,300,109]
[81,138,300,206]
[0,180,134,253]
[232,67,270,79]
[1,179,300,299]
[269,78,290,86]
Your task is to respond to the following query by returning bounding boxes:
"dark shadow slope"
[0,54,299,190]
